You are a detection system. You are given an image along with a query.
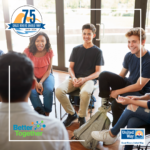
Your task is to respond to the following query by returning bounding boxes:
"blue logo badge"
[6,5,45,37]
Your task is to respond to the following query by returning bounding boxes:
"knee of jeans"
[30,89,38,97]
[127,118,135,128]
[43,90,53,97]
[127,104,138,112]
[43,86,53,95]
[80,91,90,101]
[99,71,110,80]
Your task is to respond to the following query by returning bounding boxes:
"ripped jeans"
[111,104,150,150]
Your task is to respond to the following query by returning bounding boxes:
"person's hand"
[72,77,82,87]
[76,78,86,85]
[126,95,141,100]
[35,82,43,95]
[110,90,119,99]
[72,77,78,85]
[38,82,43,94]
[116,96,131,105]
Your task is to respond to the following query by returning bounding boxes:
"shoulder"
[125,52,132,57]
[73,44,83,50]
[145,50,150,58]
[124,52,133,60]
[92,45,103,53]
[143,50,150,66]
[24,48,30,55]
[47,49,54,58]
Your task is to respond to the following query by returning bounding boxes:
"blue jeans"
[30,74,54,112]
[111,106,150,150]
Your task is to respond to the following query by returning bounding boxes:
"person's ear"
[31,79,36,89]
[93,34,96,38]
[142,39,146,46]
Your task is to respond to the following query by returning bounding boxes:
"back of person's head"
[28,32,51,55]
[0,52,34,102]
[82,23,96,34]
[125,27,146,41]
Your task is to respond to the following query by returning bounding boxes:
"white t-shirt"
[0,102,70,150]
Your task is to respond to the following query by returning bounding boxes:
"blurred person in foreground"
[0,52,70,150]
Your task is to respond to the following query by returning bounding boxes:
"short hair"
[28,32,51,55]
[0,52,34,102]
[125,27,146,41]
[82,23,96,34]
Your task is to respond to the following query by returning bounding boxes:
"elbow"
[137,85,143,91]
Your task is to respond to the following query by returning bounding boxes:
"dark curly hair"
[28,32,51,55]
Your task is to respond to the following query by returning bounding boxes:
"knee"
[80,91,90,100]
[127,104,138,112]
[127,118,135,128]
[44,84,54,93]
[30,89,38,97]
[55,87,64,99]
[99,71,110,81]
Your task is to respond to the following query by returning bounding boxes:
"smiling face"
[127,35,145,55]
[35,35,47,52]
[82,29,95,44]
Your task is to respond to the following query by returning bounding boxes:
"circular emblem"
[8,5,45,37]
[135,131,143,138]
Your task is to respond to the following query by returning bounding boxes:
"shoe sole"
[103,137,118,145]
[65,117,78,127]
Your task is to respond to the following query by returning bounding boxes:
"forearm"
[142,93,150,100]
[84,71,100,82]
[129,100,148,109]
[40,70,51,83]
[116,84,141,95]
[34,76,38,84]
[69,67,76,79]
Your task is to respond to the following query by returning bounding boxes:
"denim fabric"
[111,106,150,135]
[30,74,54,112]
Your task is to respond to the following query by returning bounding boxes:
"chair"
[51,68,57,118]
[60,84,98,120]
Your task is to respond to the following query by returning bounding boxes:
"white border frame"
[9,8,141,142]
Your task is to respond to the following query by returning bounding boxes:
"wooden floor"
[52,70,124,150]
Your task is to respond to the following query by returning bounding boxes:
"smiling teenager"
[98,27,150,127]
[56,23,104,127]
[24,32,54,116]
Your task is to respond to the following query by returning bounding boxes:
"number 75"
[22,9,35,23]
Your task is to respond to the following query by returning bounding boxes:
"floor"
[49,70,124,150]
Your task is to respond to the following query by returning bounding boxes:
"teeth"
[130,48,135,50]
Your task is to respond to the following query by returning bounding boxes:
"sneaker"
[34,107,46,116]
[101,98,111,112]
[91,130,118,145]
[63,112,78,127]
[78,117,86,127]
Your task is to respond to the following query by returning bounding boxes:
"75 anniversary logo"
[6,5,45,37]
